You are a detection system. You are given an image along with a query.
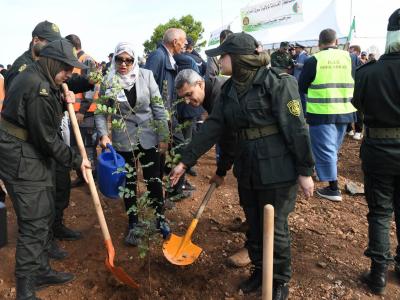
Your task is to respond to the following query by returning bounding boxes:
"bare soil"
[1,136,400,299]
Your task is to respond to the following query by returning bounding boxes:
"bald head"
[163,28,187,55]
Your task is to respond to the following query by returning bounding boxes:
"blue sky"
[0,0,398,65]
[0,0,247,64]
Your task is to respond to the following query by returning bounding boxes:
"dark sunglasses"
[115,56,134,66]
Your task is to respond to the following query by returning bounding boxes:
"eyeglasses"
[115,56,134,66]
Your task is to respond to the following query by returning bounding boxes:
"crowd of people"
[0,7,399,300]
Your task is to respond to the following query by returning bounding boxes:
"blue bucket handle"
[102,143,119,166]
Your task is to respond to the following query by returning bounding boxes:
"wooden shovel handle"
[62,83,111,241]
[262,204,274,300]
[194,183,216,220]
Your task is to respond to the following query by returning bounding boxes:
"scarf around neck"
[106,42,139,92]
[230,52,270,98]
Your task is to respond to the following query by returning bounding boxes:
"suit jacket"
[144,44,177,109]
[95,68,168,152]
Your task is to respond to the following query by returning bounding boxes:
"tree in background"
[143,15,206,54]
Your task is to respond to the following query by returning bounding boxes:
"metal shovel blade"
[162,219,202,265]
[105,239,140,289]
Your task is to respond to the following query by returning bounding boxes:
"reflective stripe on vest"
[307,49,356,115]
[73,53,99,113]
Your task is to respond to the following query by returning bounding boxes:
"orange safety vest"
[73,53,99,113]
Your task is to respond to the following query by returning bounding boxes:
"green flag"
[347,17,356,42]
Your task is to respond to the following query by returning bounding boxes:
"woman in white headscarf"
[95,42,169,246]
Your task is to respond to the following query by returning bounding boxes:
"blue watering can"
[97,143,126,199]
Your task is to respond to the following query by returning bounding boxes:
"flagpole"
[221,0,224,27]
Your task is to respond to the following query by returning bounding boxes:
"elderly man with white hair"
[145,28,193,201]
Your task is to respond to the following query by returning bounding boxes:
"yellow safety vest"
[307,49,356,115]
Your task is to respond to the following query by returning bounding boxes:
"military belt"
[366,127,400,139]
[0,118,28,141]
[239,124,279,140]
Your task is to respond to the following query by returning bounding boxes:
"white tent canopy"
[205,0,399,55]
[231,0,351,49]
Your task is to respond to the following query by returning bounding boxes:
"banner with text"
[241,0,303,32]
[207,25,230,47]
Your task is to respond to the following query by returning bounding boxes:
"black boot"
[273,282,289,300]
[239,267,262,294]
[395,260,400,276]
[53,224,82,241]
[48,240,68,260]
[361,261,388,295]
[16,277,41,300]
[35,269,74,291]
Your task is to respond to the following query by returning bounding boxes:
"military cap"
[32,20,62,42]
[295,42,305,49]
[205,32,258,57]
[387,8,400,31]
[280,41,290,48]
[40,39,87,69]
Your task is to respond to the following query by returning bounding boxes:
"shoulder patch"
[287,99,301,117]
[38,82,50,97]
[18,64,27,73]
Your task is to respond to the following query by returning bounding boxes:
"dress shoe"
[166,190,192,202]
[273,282,289,300]
[182,180,196,191]
[35,269,74,290]
[361,261,387,295]
[227,247,251,268]
[48,240,68,260]
[186,167,197,176]
[53,224,82,241]
[239,267,262,294]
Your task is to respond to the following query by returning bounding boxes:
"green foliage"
[143,15,205,54]
[88,70,103,84]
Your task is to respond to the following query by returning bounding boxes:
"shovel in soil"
[163,183,217,265]
[62,84,139,289]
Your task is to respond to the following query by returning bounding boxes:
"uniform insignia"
[287,99,301,117]
[52,23,60,33]
[39,88,49,96]
[18,64,27,72]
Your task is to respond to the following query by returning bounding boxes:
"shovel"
[163,183,217,265]
[62,83,139,289]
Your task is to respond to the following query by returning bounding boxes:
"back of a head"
[163,28,185,45]
[65,34,82,50]
[220,29,233,44]
[385,8,400,54]
[349,45,361,54]
[319,29,337,47]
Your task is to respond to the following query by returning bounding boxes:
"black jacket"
[352,52,400,175]
[182,67,314,188]
[0,62,82,186]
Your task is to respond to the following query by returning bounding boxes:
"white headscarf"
[107,42,139,91]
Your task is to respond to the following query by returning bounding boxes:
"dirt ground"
[1,136,400,300]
